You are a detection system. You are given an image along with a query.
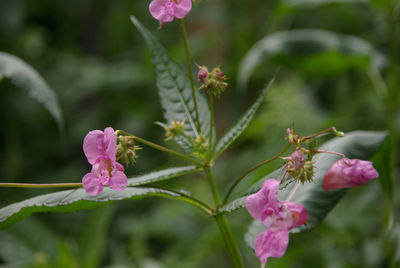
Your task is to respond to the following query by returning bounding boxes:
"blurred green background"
[0,0,399,267]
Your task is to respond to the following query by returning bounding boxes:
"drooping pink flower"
[246,179,307,264]
[149,0,192,27]
[82,127,127,196]
[323,158,379,192]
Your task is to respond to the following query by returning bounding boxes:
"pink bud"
[323,158,379,191]
[291,150,306,170]
[197,68,208,84]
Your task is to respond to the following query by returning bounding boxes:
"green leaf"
[219,131,387,231]
[80,206,114,268]
[237,29,378,89]
[130,15,211,152]
[0,52,63,130]
[0,185,210,229]
[128,165,201,186]
[213,78,275,160]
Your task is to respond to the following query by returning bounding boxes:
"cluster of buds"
[283,127,345,183]
[156,120,185,141]
[116,136,141,166]
[196,64,228,96]
[191,133,208,160]
[282,150,315,183]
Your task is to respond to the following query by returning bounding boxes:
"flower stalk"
[179,19,201,132]
[116,130,204,166]
[0,182,82,188]
[204,167,245,268]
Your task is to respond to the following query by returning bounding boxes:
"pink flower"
[246,179,307,264]
[82,127,127,196]
[323,158,379,192]
[149,0,192,27]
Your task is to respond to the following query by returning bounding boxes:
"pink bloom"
[149,0,192,27]
[254,229,289,263]
[82,127,127,196]
[323,158,379,192]
[246,179,307,264]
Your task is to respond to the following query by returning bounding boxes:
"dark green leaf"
[213,78,274,160]
[130,15,211,152]
[0,186,205,229]
[128,165,201,186]
[0,52,63,130]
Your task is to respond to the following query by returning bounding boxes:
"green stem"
[204,167,245,268]
[208,93,215,161]
[116,130,203,166]
[179,19,201,132]
[0,182,82,188]
[222,143,291,205]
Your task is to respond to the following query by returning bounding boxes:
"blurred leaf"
[0,186,207,229]
[219,131,387,231]
[130,15,211,153]
[237,29,377,89]
[284,0,367,7]
[213,77,274,160]
[80,206,114,268]
[0,51,63,130]
[371,137,394,231]
[128,165,201,187]
[244,220,264,250]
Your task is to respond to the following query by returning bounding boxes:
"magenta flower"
[246,179,307,264]
[149,0,192,27]
[82,127,127,196]
[323,158,379,192]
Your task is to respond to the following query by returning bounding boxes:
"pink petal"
[103,127,117,161]
[82,172,104,196]
[283,202,308,230]
[254,229,289,264]
[323,158,379,191]
[149,0,175,23]
[174,0,192,19]
[108,170,127,191]
[83,130,104,164]
[246,179,280,220]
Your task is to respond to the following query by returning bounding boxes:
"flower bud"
[196,64,228,96]
[191,133,208,160]
[291,150,306,170]
[116,136,141,166]
[286,128,298,145]
[323,158,379,192]
[156,120,185,141]
[197,66,209,84]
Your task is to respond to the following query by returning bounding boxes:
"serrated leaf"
[0,186,207,229]
[213,78,274,160]
[128,165,201,186]
[0,52,63,130]
[130,15,211,152]
[219,131,387,230]
[237,29,378,89]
